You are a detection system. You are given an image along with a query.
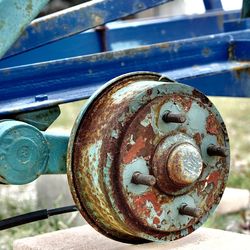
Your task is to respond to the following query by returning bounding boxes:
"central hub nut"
[167,143,203,187]
[152,135,204,195]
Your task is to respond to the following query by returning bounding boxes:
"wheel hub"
[67,72,230,243]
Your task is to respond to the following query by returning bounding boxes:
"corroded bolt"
[131,172,156,186]
[162,112,186,123]
[207,144,228,157]
[179,203,202,218]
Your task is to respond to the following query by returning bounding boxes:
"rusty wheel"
[67,72,230,243]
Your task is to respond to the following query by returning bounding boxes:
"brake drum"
[67,72,230,243]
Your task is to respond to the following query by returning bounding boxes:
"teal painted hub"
[0,120,49,184]
[68,72,230,243]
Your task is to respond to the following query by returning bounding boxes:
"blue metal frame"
[1,0,230,67]
[203,0,223,11]
[0,0,248,118]
[2,0,172,59]
[0,10,240,68]
[0,27,250,116]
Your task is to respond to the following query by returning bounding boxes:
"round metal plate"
[67,72,230,242]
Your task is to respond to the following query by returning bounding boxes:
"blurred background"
[0,1,249,249]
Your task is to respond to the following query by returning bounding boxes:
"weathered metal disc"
[67,72,230,243]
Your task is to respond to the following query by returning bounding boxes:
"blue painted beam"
[0,10,240,68]
[0,29,250,116]
[0,29,101,68]
[3,0,173,59]
[224,18,250,32]
[105,10,240,51]
[203,0,223,11]
[232,40,250,61]
[0,0,49,58]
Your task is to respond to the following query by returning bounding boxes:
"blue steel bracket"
[0,120,68,185]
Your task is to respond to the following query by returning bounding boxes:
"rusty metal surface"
[67,72,230,242]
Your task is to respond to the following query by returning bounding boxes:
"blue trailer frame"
[0,9,240,68]
[0,0,249,117]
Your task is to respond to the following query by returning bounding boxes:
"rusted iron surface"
[67,72,230,242]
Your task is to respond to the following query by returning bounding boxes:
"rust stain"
[153,217,160,225]
[206,114,219,135]
[133,192,163,217]
[207,171,220,187]
[193,133,202,145]
[123,136,145,164]
[172,95,192,112]
[202,47,212,58]
[192,89,211,106]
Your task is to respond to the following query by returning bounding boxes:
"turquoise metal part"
[14,106,61,131]
[0,120,49,184]
[44,133,69,175]
[0,0,49,58]
[67,72,230,243]
[0,120,68,185]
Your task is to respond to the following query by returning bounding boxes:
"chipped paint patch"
[123,136,145,164]
[206,114,220,135]
[111,129,119,139]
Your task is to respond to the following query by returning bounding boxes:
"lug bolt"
[162,112,186,123]
[207,144,228,157]
[131,172,156,186]
[179,203,202,218]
